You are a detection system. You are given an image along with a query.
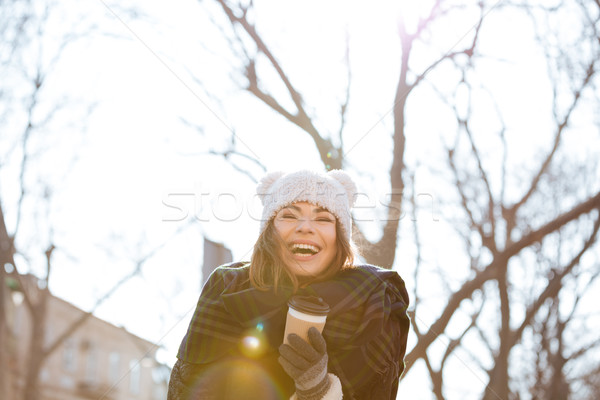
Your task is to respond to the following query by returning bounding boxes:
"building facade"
[4,274,169,400]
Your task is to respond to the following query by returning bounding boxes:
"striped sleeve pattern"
[177,264,249,363]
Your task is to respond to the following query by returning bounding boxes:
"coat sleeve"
[167,358,216,400]
[166,359,191,400]
[345,268,410,399]
[348,312,407,400]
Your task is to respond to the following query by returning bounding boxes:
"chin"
[290,262,327,278]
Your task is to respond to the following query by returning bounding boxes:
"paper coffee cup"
[283,296,330,344]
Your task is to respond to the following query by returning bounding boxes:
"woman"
[167,170,410,399]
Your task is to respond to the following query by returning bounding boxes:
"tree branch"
[509,212,600,348]
[507,57,597,217]
[405,190,600,372]
[215,0,340,169]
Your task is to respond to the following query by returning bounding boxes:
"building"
[4,274,169,400]
[202,238,232,285]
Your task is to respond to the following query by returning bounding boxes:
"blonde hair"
[249,219,357,293]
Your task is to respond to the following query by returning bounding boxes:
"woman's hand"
[278,327,331,400]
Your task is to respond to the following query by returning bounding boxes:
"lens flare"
[243,335,260,349]
[188,359,286,399]
[239,327,268,358]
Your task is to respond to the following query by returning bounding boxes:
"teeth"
[291,243,319,254]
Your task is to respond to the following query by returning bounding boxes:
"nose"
[295,218,314,233]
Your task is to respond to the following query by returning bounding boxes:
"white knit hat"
[256,170,357,241]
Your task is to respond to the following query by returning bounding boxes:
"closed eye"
[316,217,334,222]
[315,213,335,222]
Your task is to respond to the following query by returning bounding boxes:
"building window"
[129,359,140,395]
[85,344,98,384]
[108,352,120,384]
[62,339,76,371]
[152,365,170,400]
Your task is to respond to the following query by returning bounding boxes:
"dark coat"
[167,263,410,400]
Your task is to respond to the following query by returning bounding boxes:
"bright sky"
[5,0,596,399]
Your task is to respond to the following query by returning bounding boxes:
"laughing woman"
[167,170,410,400]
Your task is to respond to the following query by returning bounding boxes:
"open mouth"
[290,243,320,257]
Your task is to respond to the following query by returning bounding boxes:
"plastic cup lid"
[288,295,330,316]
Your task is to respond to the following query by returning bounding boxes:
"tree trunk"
[23,289,48,400]
[0,248,8,400]
[483,343,510,400]
[0,204,15,400]
[482,261,511,400]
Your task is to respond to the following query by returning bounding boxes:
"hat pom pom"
[328,170,357,207]
[256,171,285,204]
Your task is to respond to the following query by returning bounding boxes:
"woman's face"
[273,201,338,279]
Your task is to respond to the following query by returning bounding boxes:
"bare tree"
[189,0,600,398]
[0,1,158,399]
[1,2,39,397]
[0,1,80,395]
[0,205,17,400]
